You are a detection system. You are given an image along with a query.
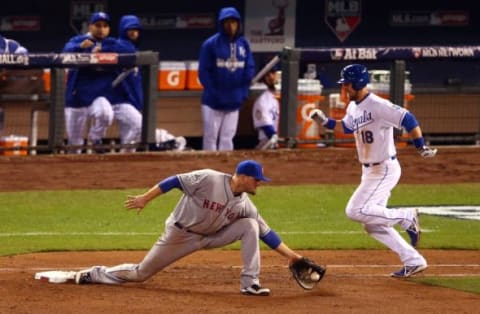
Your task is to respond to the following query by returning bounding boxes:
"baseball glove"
[289,257,326,290]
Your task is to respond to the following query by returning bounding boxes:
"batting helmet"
[337,64,369,90]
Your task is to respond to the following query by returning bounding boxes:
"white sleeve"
[252,92,274,128]
[378,100,408,129]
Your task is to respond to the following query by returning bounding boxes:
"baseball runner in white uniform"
[74,160,325,295]
[253,69,280,150]
[309,64,437,278]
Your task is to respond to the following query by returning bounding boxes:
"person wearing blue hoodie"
[199,7,255,151]
[63,12,118,154]
[106,15,144,153]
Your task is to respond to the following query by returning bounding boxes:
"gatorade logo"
[167,71,180,86]
[297,102,319,138]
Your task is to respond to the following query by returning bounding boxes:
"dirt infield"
[1,147,479,313]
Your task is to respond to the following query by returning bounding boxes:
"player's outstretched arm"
[125,185,164,214]
[274,242,303,264]
[308,109,343,132]
[124,175,182,214]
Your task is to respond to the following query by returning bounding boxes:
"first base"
[34,270,76,284]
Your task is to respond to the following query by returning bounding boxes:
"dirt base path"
[1,250,479,314]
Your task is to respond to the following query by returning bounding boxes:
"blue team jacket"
[199,7,255,111]
[106,15,144,111]
[63,34,118,108]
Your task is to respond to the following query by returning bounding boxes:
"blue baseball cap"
[90,12,110,24]
[236,160,270,182]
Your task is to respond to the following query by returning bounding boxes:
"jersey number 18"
[360,130,374,144]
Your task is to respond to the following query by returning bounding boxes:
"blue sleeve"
[260,125,276,138]
[198,38,215,92]
[401,112,419,132]
[260,229,282,249]
[63,35,88,52]
[100,37,126,52]
[324,118,337,130]
[158,175,182,193]
[342,121,354,134]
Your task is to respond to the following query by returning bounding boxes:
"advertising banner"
[244,0,296,52]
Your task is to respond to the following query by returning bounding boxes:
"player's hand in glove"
[418,145,437,158]
[308,109,328,126]
[289,257,326,290]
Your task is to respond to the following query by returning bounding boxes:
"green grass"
[412,277,480,295]
[1,184,479,255]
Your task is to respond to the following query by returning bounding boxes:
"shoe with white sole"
[75,268,93,284]
[240,284,270,296]
[391,264,427,278]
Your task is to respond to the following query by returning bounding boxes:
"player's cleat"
[75,269,93,284]
[406,209,421,248]
[391,264,427,278]
[240,284,270,296]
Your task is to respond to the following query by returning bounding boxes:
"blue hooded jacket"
[199,7,255,111]
[63,33,118,108]
[106,15,144,111]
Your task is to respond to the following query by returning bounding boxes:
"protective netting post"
[390,60,406,138]
[48,68,66,153]
[280,47,301,147]
[138,51,159,151]
[390,60,406,108]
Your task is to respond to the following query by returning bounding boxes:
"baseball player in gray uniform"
[75,160,315,296]
[309,64,437,278]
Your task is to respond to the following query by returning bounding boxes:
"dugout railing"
[278,46,480,148]
[0,51,158,154]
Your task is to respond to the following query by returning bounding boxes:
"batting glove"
[308,109,328,126]
[260,134,279,150]
[418,145,437,158]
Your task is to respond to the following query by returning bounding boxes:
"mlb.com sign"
[325,0,362,42]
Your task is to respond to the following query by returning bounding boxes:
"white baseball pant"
[64,97,114,154]
[81,218,262,289]
[345,158,426,266]
[112,103,142,152]
[201,105,239,151]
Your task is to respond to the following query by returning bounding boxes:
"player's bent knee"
[237,218,259,235]
[345,206,363,222]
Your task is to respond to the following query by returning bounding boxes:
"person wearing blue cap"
[62,11,118,153]
[74,159,322,296]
